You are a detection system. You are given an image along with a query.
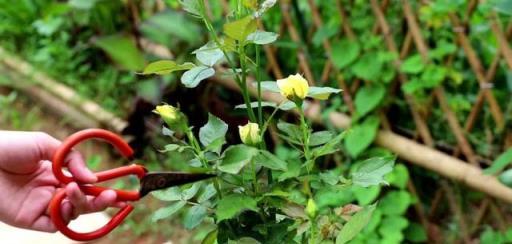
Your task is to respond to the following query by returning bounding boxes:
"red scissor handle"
[49,129,147,241]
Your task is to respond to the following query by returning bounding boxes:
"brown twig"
[407,180,431,238]
[306,0,356,113]
[429,188,444,219]
[402,0,478,165]
[448,13,505,130]
[336,0,389,94]
[257,21,284,79]
[439,180,471,243]
[371,0,434,146]
[469,198,490,234]
[490,13,512,69]
[279,1,316,85]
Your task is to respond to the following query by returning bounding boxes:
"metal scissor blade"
[139,172,216,198]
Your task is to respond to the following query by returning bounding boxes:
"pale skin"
[0,131,125,232]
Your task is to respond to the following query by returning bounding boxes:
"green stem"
[200,1,257,123]
[239,44,258,122]
[186,130,207,167]
[309,219,317,244]
[185,129,223,199]
[261,106,280,134]
[251,158,259,194]
[256,45,263,126]
[298,107,311,166]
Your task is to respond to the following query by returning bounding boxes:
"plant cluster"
[145,1,395,243]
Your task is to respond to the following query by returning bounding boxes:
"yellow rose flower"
[153,104,188,132]
[276,73,309,101]
[238,122,261,146]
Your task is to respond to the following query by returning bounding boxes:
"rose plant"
[141,1,395,243]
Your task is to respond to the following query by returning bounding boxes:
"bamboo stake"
[252,18,285,80]
[470,198,490,234]
[402,0,478,165]
[439,180,471,243]
[279,1,316,85]
[448,13,505,130]
[490,13,512,69]
[371,0,434,146]
[0,66,99,129]
[0,47,127,132]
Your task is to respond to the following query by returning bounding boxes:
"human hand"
[0,131,125,232]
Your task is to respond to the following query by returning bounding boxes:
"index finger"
[65,150,97,183]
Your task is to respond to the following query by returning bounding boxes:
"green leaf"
[140,10,201,45]
[162,144,179,152]
[202,229,218,244]
[319,170,341,185]
[385,164,409,189]
[483,149,512,175]
[378,216,409,241]
[180,0,202,17]
[260,81,280,93]
[94,34,145,71]
[277,121,302,143]
[151,187,181,201]
[351,156,395,187]
[184,205,208,229]
[69,0,97,9]
[352,53,383,81]
[152,200,186,222]
[402,78,424,94]
[193,42,224,66]
[309,131,335,146]
[405,222,428,243]
[247,31,278,45]
[160,144,190,153]
[235,101,296,111]
[223,15,257,42]
[354,84,385,117]
[235,101,277,109]
[181,66,215,88]
[255,150,287,171]
[307,86,342,100]
[400,54,425,74]
[315,185,354,210]
[141,60,195,75]
[331,39,360,69]
[278,160,301,182]
[216,194,258,221]
[352,185,381,205]
[197,184,216,203]
[336,204,376,244]
[278,101,297,110]
[182,182,202,200]
[345,116,380,157]
[199,113,228,150]
[420,65,446,88]
[480,227,506,244]
[312,131,346,157]
[312,24,338,47]
[379,191,412,216]
[218,145,258,174]
[230,237,261,244]
[494,0,512,15]
[498,168,512,187]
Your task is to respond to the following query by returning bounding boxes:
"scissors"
[48,128,215,241]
